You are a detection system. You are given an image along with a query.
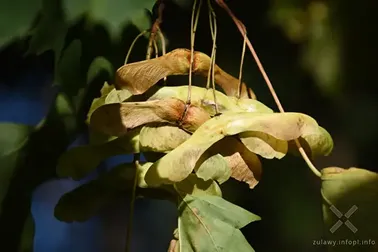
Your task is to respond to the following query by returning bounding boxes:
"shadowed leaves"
[115,48,254,98]
[54,162,166,222]
[0,123,32,215]
[86,81,132,124]
[56,128,141,180]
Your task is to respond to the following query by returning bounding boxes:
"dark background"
[0,0,377,251]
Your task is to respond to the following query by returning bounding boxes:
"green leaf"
[0,123,32,214]
[139,124,191,153]
[61,0,91,22]
[86,56,114,84]
[239,131,288,159]
[321,167,378,249]
[55,92,76,132]
[56,39,82,95]
[174,174,222,197]
[194,154,231,184]
[0,0,42,48]
[63,0,155,38]
[148,86,273,116]
[145,112,324,186]
[26,0,68,61]
[56,127,141,180]
[178,194,260,251]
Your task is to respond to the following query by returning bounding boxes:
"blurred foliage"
[0,0,378,251]
[270,0,341,96]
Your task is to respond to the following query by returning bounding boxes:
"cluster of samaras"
[54,48,333,223]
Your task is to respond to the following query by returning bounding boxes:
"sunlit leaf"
[178,194,259,251]
[139,124,191,152]
[321,167,378,247]
[56,128,140,180]
[0,0,42,48]
[115,48,253,98]
[54,162,154,222]
[239,131,288,159]
[145,112,321,186]
[195,154,231,184]
[0,123,32,214]
[86,56,114,84]
[174,174,222,197]
[90,98,210,136]
[148,86,271,116]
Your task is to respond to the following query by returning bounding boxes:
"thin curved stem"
[238,32,247,99]
[125,154,140,252]
[187,0,202,104]
[153,40,159,58]
[215,0,321,178]
[124,30,149,64]
[157,29,166,56]
[207,0,219,113]
[157,29,167,84]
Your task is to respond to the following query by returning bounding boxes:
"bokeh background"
[0,0,377,251]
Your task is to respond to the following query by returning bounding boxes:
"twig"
[238,32,247,99]
[186,0,202,104]
[215,0,321,178]
[124,30,149,64]
[153,40,159,58]
[146,0,165,60]
[157,28,167,84]
[207,0,219,113]
[125,153,141,252]
[157,29,166,56]
[206,0,215,90]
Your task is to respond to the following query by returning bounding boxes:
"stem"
[153,39,159,58]
[237,32,247,99]
[215,0,321,178]
[146,0,164,60]
[207,0,219,113]
[206,0,214,90]
[125,153,140,252]
[124,30,149,64]
[186,0,202,104]
[157,29,166,56]
[157,28,167,84]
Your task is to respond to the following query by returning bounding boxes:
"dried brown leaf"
[115,48,252,97]
[90,98,210,136]
[199,137,262,189]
